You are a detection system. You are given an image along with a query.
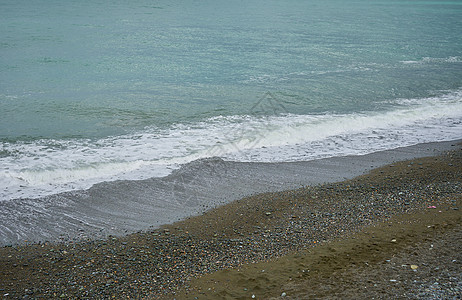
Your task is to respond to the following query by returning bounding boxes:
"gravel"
[0,146,461,299]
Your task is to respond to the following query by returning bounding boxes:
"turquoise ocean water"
[1,0,462,201]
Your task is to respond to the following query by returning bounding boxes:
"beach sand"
[0,142,461,299]
[178,191,461,300]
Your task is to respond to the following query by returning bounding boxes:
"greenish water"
[1,0,461,200]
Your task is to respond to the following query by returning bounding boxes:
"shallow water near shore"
[0,140,460,246]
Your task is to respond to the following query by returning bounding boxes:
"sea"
[1,0,462,244]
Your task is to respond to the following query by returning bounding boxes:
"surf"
[1,89,461,201]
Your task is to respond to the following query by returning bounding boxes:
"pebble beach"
[1,142,461,299]
[2,1,462,299]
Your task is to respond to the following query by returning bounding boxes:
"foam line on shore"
[0,139,460,246]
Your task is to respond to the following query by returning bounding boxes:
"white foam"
[1,89,461,201]
[401,56,462,65]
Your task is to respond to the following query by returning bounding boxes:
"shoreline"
[0,141,461,298]
[1,140,460,246]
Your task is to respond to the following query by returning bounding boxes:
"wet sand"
[1,140,457,247]
[0,142,461,299]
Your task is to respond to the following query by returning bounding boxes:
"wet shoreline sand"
[1,141,461,299]
[1,140,458,247]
